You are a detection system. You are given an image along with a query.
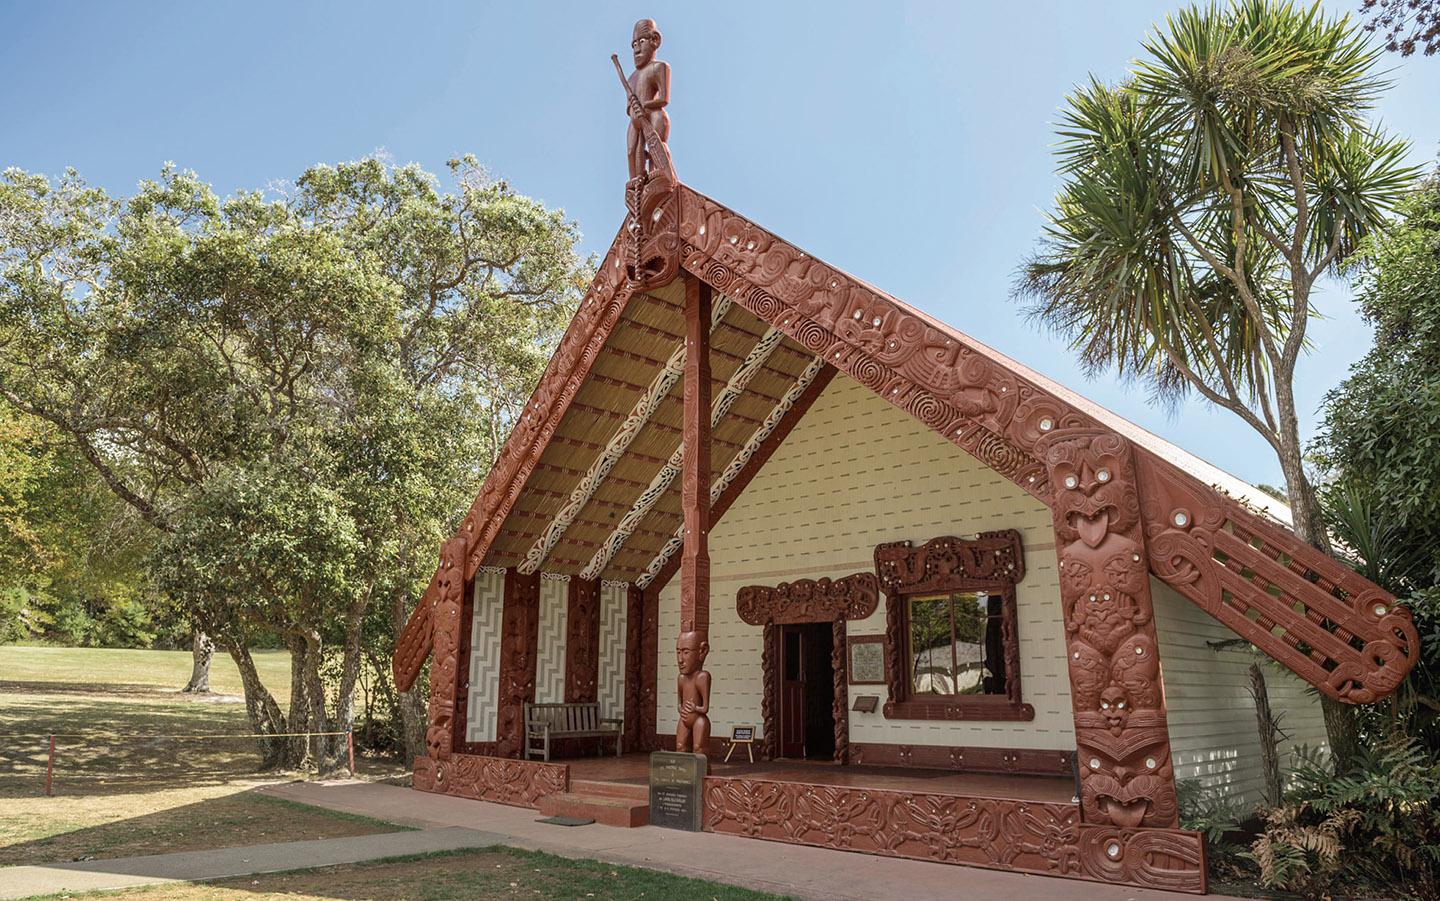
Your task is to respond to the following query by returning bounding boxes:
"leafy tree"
[0,158,584,767]
[1017,0,1418,766]
[1314,173,1440,749]
[1362,0,1440,57]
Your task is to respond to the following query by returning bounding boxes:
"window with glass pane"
[908,592,1006,697]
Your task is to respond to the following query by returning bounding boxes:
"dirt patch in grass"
[0,789,405,867]
[29,846,791,900]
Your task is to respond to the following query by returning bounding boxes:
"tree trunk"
[1249,661,1284,806]
[287,636,313,771]
[226,640,288,769]
[300,628,336,775]
[182,630,214,693]
[1275,426,1362,771]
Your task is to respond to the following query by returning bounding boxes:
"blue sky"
[3,1,1436,488]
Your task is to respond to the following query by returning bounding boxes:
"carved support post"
[495,568,541,759]
[450,572,477,753]
[681,274,713,638]
[1040,428,1179,829]
[565,577,601,703]
[424,535,469,761]
[623,583,646,752]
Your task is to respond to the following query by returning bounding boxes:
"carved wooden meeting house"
[391,19,1421,894]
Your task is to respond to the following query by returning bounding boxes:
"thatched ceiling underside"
[483,277,816,582]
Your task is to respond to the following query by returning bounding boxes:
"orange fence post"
[347,727,355,776]
[45,734,54,796]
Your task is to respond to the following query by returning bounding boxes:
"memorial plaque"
[848,635,885,685]
[649,750,707,831]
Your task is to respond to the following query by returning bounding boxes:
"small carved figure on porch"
[675,630,711,753]
[622,18,670,180]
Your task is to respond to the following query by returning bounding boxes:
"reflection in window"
[908,592,1006,696]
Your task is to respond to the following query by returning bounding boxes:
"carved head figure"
[632,18,661,67]
[676,630,709,676]
[1043,430,1140,545]
[1099,685,1130,734]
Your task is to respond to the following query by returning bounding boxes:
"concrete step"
[537,791,649,828]
[568,778,649,803]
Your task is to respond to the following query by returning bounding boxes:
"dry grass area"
[0,645,406,866]
[28,846,789,900]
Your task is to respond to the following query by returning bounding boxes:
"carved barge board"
[702,776,1206,894]
[675,186,1417,704]
[424,535,469,760]
[413,753,567,809]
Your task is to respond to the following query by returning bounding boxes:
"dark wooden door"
[779,627,805,758]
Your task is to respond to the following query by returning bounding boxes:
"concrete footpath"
[0,825,496,900]
[260,779,1239,901]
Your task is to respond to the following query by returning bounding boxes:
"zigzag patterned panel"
[534,574,570,703]
[596,581,629,720]
[465,569,505,743]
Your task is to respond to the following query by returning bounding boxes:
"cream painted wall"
[1154,578,1329,809]
[656,373,1076,750]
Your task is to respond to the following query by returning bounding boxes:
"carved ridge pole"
[1040,428,1179,830]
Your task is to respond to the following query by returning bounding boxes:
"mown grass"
[25,846,792,900]
[0,645,291,703]
[0,645,405,866]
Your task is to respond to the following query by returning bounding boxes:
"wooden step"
[537,791,649,828]
[568,778,649,803]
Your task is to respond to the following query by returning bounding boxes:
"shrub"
[1246,738,1440,897]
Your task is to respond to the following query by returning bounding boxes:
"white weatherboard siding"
[1154,579,1328,810]
[465,568,506,743]
[657,374,1075,749]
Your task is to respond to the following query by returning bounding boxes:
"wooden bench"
[523,702,623,761]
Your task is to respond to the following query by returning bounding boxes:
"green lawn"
[0,644,291,704]
[25,847,791,900]
[0,644,405,867]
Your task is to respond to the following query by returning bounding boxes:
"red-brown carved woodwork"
[1136,453,1420,704]
[495,569,541,759]
[701,776,1205,893]
[874,532,1030,721]
[617,19,679,289]
[849,743,1075,777]
[674,186,1415,703]
[640,584,660,750]
[451,571,478,754]
[831,619,849,765]
[761,624,777,761]
[680,275,712,639]
[564,577,600,703]
[413,753,567,809]
[623,583,645,751]
[1041,429,1177,830]
[424,536,468,760]
[735,573,879,626]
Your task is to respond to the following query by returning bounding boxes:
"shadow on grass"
[0,788,405,867]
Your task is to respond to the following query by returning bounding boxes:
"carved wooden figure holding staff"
[675,630,711,752]
[624,18,670,180]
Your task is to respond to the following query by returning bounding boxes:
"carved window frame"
[876,532,1033,722]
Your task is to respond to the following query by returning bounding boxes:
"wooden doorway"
[776,622,836,759]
